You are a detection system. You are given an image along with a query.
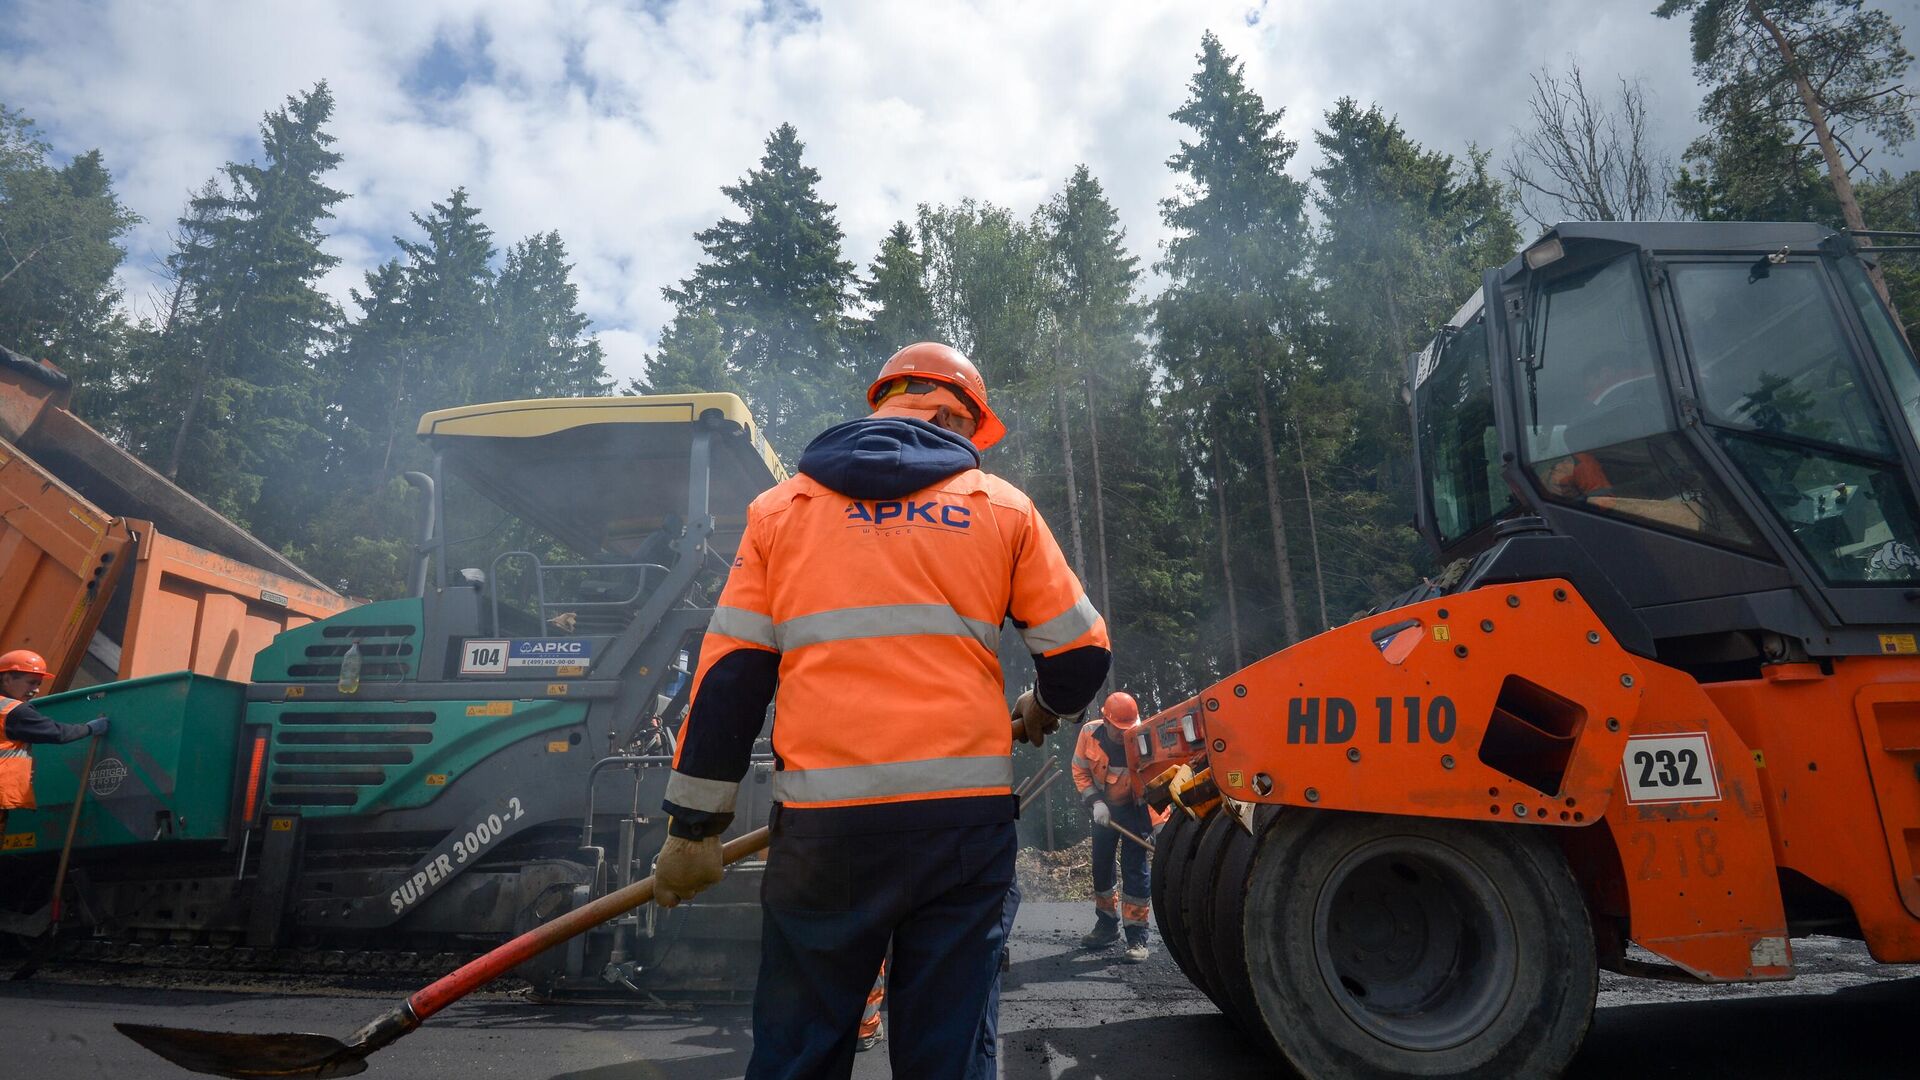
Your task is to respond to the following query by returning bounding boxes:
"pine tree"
[663,123,856,456]
[327,186,497,491]
[393,187,495,415]
[1040,165,1144,658]
[860,221,938,364]
[326,258,411,487]
[1658,0,1914,304]
[491,231,609,400]
[0,106,140,410]
[146,83,345,538]
[1155,33,1315,652]
[918,200,1052,485]
[637,307,736,396]
[1311,100,1520,618]
[1673,96,1840,222]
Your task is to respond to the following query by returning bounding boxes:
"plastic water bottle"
[337,642,362,695]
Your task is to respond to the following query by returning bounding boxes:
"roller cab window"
[1519,255,1762,549]
[1416,314,1512,546]
[1670,259,1920,584]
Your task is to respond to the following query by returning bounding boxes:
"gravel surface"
[2,904,1915,1078]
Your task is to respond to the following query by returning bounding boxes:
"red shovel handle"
[407,719,1029,1022]
[406,824,770,1020]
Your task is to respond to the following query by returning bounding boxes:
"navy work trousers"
[1089,799,1152,906]
[746,819,1016,1080]
[965,877,1021,1080]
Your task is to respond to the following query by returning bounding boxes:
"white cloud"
[4,0,1916,387]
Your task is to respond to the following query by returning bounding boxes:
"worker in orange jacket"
[0,650,108,838]
[1074,690,1156,962]
[652,342,1111,1080]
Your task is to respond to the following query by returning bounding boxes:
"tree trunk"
[1211,415,1244,670]
[377,352,412,487]
[166,344,214,480]
[1053,382,1088,579]
[1252,376,1303,644]
[1083,372,1114,631]
[1295,416,1330,633]
[1749,0,1899,316]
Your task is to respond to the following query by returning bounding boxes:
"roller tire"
[1208,806,1281,1049]
[1148,810,1206,995]
[1180,810,1242,1009]
[1242,811,1595,1079]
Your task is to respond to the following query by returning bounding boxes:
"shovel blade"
[114,1024,369,1079]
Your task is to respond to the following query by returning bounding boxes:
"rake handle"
[47,732,103,923]
[1105,818,1156,854]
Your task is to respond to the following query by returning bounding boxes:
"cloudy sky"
[4,0,1917,384]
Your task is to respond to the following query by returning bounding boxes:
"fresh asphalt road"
[3,902,1916,1079]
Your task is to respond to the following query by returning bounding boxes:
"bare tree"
[1505,62,1677,224]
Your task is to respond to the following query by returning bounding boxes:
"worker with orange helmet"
[654,341,1110,1079]
[0,650,108,838]
[1073,689,1157,962]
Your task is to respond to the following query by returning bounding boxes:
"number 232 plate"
[1621,733,1721,804]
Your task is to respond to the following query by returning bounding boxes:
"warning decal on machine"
[1621,733,1720,804]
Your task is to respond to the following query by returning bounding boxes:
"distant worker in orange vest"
[653,342,1111,1080]
[0,650,108,838]
[1074,690,1157,962]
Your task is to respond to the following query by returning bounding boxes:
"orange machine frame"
[1130,578,1920,982]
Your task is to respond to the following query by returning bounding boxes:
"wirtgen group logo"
[88,756,129,797]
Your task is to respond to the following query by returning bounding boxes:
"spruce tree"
[149,83,345,538]
[1040,166,1146,655]
[0,106,140,411]
[859,220,938,363]
[394,187,495,414]
[638,307,736,397]
[663,123,856,455]
[1155,32,1314,652]
[917,199,1051,484]
[491,231,609,400]
[1311,99,1521,617]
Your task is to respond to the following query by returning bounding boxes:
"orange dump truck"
[0,345,351,690]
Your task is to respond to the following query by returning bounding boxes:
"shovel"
[9,729,103,980]
[117,718,1038,1077]
[118,824,772,1078]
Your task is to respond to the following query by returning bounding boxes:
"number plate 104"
[1622,733,1721,804]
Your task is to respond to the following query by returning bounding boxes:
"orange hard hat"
[0,650,51,677]
[1102,691,1140,729]
[866,342,1007,451]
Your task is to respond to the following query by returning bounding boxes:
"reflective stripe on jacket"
[668,466,1108,820]
[0,699,33,810]
[1072,720,1135,806]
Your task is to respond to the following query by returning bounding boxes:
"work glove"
[1013,690,1061,748]
[653,834,723,908]
[84,716,110,737]
[1091,801,1112,828]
